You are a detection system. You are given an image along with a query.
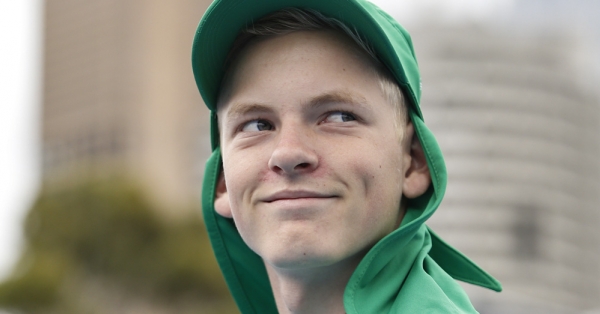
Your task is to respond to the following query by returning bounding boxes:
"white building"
[415,24,600,313]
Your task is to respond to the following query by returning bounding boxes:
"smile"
[262,190,337,203]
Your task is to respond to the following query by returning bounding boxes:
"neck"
[264,256,362,314]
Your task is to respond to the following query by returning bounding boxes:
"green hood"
[193,0,502,313]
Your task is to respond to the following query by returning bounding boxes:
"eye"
[323,111,357,123]
[241,119,274,132]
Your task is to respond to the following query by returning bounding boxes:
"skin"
[214,30,431,314]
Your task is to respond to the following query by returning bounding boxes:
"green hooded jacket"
[192,0,502,313]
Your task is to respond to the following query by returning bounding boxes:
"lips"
[262,190,336,203]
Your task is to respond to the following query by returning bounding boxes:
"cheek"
[355,143,404,210]
[334,151,404,244]
[221,147,270,210]
[221,154,248,207]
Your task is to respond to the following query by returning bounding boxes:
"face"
[216,31,413,271]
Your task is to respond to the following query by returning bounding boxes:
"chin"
[266,246,364,272]
[264,249,329,269]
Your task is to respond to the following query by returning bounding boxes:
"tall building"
[413,24,600,312]
[41,0,212,216]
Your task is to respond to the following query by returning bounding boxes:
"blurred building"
[415,25,600,313]
[41,0,212,216]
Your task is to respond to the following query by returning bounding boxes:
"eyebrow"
[307,91,368,111]
[224,90,368,119]
[225,103,273,120]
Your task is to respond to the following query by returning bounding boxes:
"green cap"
[192,0,423,118]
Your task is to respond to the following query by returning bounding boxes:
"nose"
[268,126,318,175]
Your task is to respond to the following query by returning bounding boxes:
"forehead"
[217,30,379,112]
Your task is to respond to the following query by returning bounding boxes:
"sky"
[371,0,515,25]
[0,0,41,280]
[1,0,598,282]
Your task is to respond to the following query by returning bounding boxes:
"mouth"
[262,190,337,203]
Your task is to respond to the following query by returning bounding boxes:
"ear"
[402,122,431,199]
[214,172,233,218]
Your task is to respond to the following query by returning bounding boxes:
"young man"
[192,1,501,313]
